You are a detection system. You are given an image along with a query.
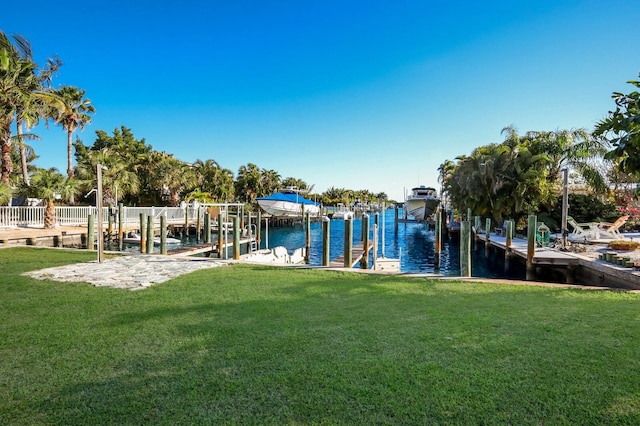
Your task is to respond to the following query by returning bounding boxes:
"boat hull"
[257,199,320,218]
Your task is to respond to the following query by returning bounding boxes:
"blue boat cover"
[257,192,319,206]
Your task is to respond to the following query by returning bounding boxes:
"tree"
[595,73,640,174]
[0,31,61,185]
[52,85,95,181]
[18,168,77,228]
[0,181,11,205]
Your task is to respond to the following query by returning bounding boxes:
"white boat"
[256,188,320,218]
[405,186,440,221]
[122,232,181,245]
[331,203,354,220]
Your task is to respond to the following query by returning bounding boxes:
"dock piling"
[322,217,330,266]
[361,213,370,269]
[344,217,353,268]
[160,215,167,255]
[434,210,441,270]
[87,214,95,251]
[233,215,240,260]
[305,212,311,263]
[460,220,471,277]
[140,213,146,253]
[526,214,537,280]
[146,215,153,254]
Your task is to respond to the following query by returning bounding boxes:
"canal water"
[109,210,525,279]
[263,212,526,279]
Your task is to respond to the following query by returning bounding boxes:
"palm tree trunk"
[17,121,29,185]
[44,199,56,228]
[1,118,13,186]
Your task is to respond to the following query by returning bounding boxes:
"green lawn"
[2,246,640,424]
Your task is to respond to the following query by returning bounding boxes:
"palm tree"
[52,85,95,181]
[1,31,61,186]
[19,168,77,228]
[0,181,12,205]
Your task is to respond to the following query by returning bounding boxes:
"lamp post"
[96,163,108,263]
[561,168,569,251]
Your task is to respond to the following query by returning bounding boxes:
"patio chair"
[598,215,629,240]
[567,216,601,242]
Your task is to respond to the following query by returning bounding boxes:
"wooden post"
[526,214,536,281]
[467,208,472,222]
[233,215,240,260]
[305,212,311,263]
[184,204,189,235]
[344,217,353,268]
[322,216,330,266]
[87,214,95,251]
[256,211,262,250]
[118,203,124,251]
[218,211,224,259]
[140,212,146,254]
[160,215,167,255]
[361,213,369,269]
[434,210,441,270]
[146,215,153,254]
[108,204,113,234]
[460,220,471,277]
[394,205,399,233]
[196,207,201,242]
[204,212,211,244]
[485,218,491,242]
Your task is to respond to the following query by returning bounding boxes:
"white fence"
[0,204,245,229]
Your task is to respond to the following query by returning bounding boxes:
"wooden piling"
[196,207,201,242]
[184,204,189,233]
[256,211,262,249]
[344,217,353,268]
[108,205,113,234]
[460,220,471,277]
[233,215,240,260]
[204,212,211,244]
[160,215,168,255]
[87,214,95,251]
[434,210,441,270]
[305,212,311,263]
[118,203,124,251]
[146,215,153,254]
[361,214,370,269]
[218,211,224,259]
[140,213,146,253]
[322,216,330,266]
[526,214,536,280]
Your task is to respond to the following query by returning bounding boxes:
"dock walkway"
[330,240,374,268]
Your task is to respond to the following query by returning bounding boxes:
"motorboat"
[256,188,320,218]
[405,186,440,221]
[122,232,181,245]
[331,203,354,220]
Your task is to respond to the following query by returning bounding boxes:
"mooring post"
[361,213,370,269]
[196,207,201,242]
[322,216,330,266]
[344,217,353,268]
[160,215,167,255]
[184,204,189,234]
[118,203,124,251]
[256,211,262,249]
[140,212,146,254]
[434,210,442,270]
[460,220,471,277]
[233,215,240,260]
[394,205,399,233]
[485,217,491,256]
[108,204,113,234]
[87,214,95,251]
[305,212,311,263]
[526,214,537,280]
[204,212,210,244]
[504,219,514,272]
[218,211,224,259]
[146,215,154,254]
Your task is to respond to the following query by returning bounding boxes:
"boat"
[331,203,354,220]
[256,188,320,218]
[122,232,181,245]
[405,186,440,221]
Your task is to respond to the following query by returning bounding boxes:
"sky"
[3,0,640,201]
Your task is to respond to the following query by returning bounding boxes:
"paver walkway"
[24,255,227,290]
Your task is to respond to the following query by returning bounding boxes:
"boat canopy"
[256,192,319,206]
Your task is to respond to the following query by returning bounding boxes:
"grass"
[2,246,640,424]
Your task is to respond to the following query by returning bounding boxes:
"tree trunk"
[1,118,13,185]
[17,121,29,185]
[44,199,56,229]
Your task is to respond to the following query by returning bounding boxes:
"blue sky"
[3,1,639,201]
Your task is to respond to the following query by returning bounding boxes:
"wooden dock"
[481,233,579,266]
[330,240,374,268]
[167,237,256,257]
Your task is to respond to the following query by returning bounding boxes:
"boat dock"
[330,240,375,268]
[167,237,257,257]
